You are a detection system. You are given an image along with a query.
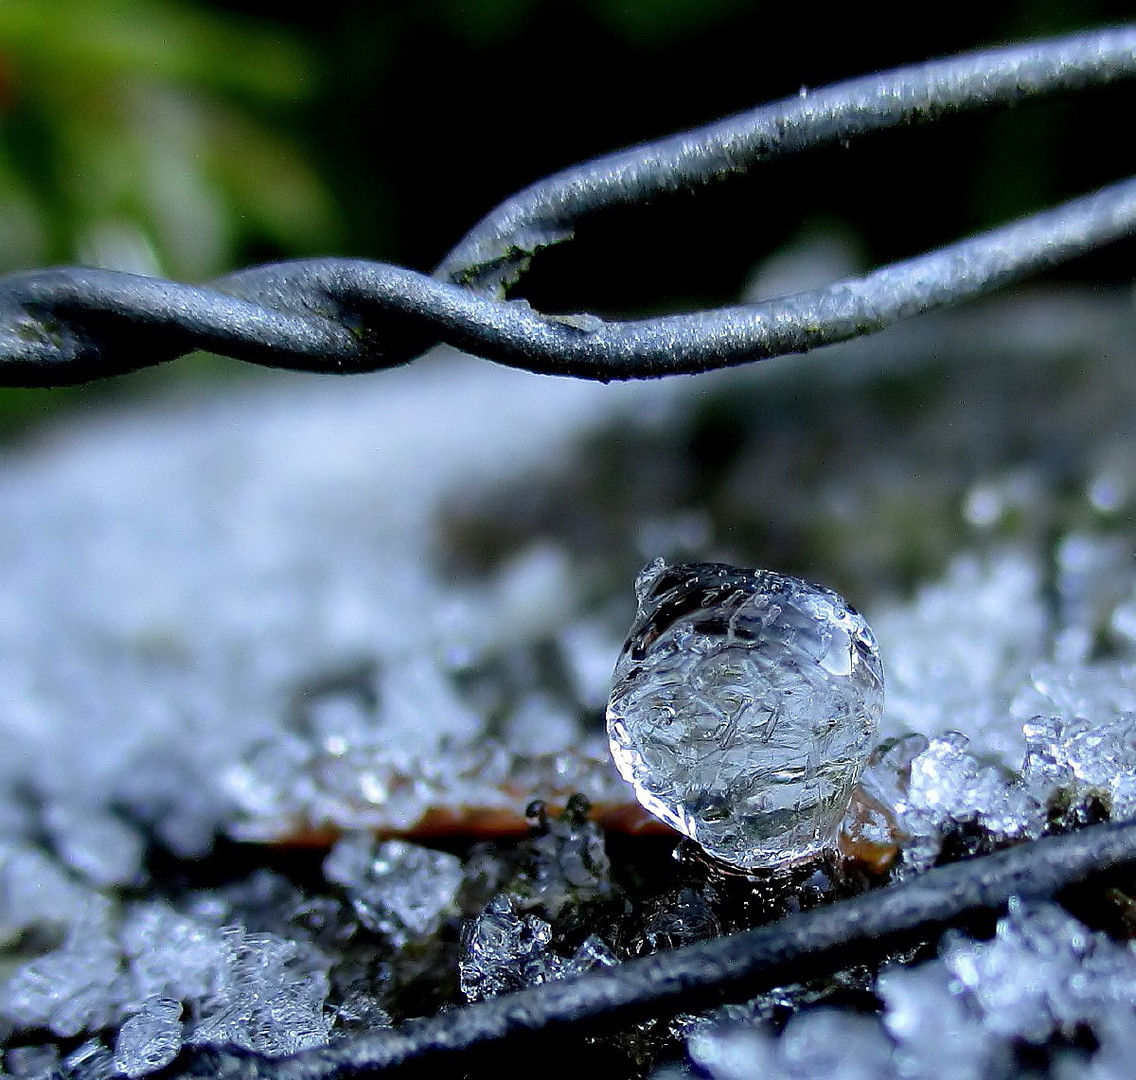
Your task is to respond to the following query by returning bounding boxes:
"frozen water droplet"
[607,562,883,871]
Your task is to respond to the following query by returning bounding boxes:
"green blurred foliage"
[0,0,347,433]
[0,0,341,281]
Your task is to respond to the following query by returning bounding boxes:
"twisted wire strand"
[162,818,1136,1079]
[436,24,1136,296]
[1,26,1135,387]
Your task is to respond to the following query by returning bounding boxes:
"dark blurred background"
[0,0,1134,426]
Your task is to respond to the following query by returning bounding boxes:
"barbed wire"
[161,818,1136,1078]
[1,26,1135,387]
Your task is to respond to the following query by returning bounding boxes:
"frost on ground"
[2,895,331,1069]
[2,288,1136,1077]
[676,900,1136,1080]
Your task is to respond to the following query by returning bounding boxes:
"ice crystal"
[687,1010,894,1080]
[511,796,615,918]
[4,1044,60,1079]
[458,893,616,1001]
[0,896,331,1067]
[856,731,1044,873]
[607,561,883,870]
[61,1040,116,1080]
[459,894,560,1001]
[187,926,331,1056]
[0,898,123,1037]
[323,836,462,946]
[1023,712,1136,821]
[112,999,183,1078]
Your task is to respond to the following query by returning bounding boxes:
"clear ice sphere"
[607,561,883,870]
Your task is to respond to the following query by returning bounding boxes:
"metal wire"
[162,818,1136,1079]
[1,26,1135,387]
[436,24,1136,296]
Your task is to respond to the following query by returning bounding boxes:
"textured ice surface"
[879,900,1136,1075]
[0,895,330,1063]
[858,731,1045,873]
[940,900,1136,1042]
[119,904,230,1005]
[459,894,616,1001]
[61,1040,117,1080]
[113,998,183,1078]
[186,926,330,1056]
[1023,712,1136,821]
[1,897,123,1037]
[608,561,883,869]
[459,894,560,1000]
[323,835,462,945]
[849,537,1136,869]
[873,550,1047,763]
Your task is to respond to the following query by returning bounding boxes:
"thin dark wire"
[1,26,1135,387]
[162,819,1136,1079]
[435,24,1136,296]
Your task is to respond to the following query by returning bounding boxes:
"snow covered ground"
[2,286,1136,1078]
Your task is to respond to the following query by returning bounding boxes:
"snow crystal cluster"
[0,895,332,1074]
[852,540,1136,875]
[0,352,672,1076]
[323,834,463,946]
[458,801,619,1000]
[0,353,664,874]
[0,833,478,1075]
[672,901,1136,1080]
[662,523,1136,1075]
[459,894,617,1000]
